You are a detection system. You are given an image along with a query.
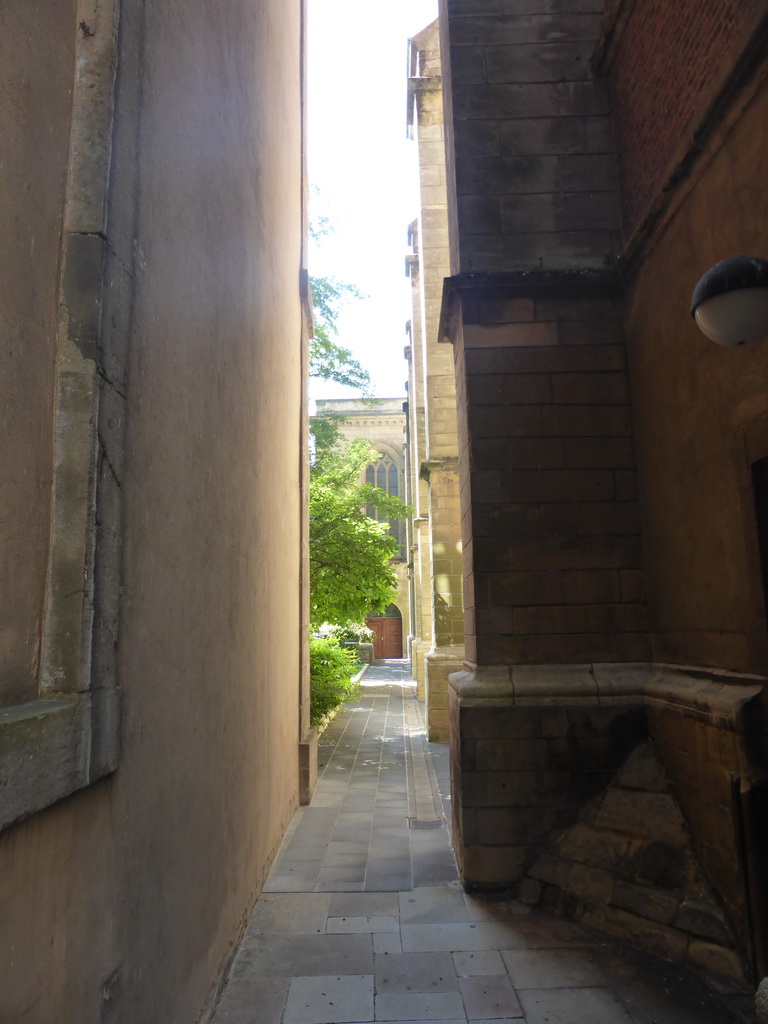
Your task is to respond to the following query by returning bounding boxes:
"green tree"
[308,199,371,393]
[309,424,409,626]
[309,275,371,393]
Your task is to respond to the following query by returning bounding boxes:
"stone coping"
[448,662,765,729]
[0,696,93,830]
[425,644,465,663]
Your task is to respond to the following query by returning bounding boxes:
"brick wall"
[454,283,649,666]
[604,0,766,237]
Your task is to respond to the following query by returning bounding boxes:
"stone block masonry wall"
[600,0,768,238]
[436,0,768,985]
[409,21,465,740]
[439,0,621,273]
[405,238,433,701]
[520,739,744,981]
[649,703,757,965]
[453,281,650,667]
[449,667,761,976]
[449,683,647,888]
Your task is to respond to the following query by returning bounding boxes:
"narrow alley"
[210,662,748,1024]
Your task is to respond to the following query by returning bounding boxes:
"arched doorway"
[366,604,403,659]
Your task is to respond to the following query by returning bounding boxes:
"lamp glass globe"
[694,287,768,346]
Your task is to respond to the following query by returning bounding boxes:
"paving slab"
[262,874,319,893]
[463,896,531,924]
[373,932,403,955]
[330,893,400,917]
[375,991,467,1021]
[469,1020,529,1024]
[284,974,374,1024]
[399,887,473,925]
[328,915,400,934]
[401,922,529,953]
[374,950,459,993]
[247,893,330,936]
[231,934,375,979]
[518,986,628,1024]
[459,974,523,1019]
[593,944,748,1024]
[212,660,749,1024]
[452,951,507,977]
[502,948,607,989]
[318,866,367,884]
[210,978,290,1024]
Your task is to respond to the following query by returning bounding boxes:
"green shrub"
[309,635,361,727]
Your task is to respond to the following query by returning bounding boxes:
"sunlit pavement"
[211,660,750,1024]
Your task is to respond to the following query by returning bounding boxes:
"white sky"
[307,0,439,401]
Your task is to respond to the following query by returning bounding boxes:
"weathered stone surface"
[499,190,620,235]
[528,853,570,887]
[556,822,630,870]
[539,883,581,918]
[464,769,589,808]
[579,904,688,961]
[628,840,687,888]
[461,844,527,884]
[460,705,539,739]
[513,728,737,973]
[0,698,90,830]
[756,977,768,1023]
[474,737,550,771]
[686,941,744,982]
[594,790,688,846]
[477,805,566,844]
[674,899,733,945]
[563,862,614,903]
[614,740,668,792]
[611,880,679,925]
[518,877,542,906]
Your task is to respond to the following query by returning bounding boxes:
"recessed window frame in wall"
[0,0,122,833]
[363,446,407,561]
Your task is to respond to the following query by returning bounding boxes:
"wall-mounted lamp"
[691,256,768,346]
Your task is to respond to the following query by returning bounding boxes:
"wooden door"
[366,616,403,659]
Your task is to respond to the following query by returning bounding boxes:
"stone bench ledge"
[449,662,765,728]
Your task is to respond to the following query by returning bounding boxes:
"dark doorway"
[753,456,768,628]
[367,604,403,659]
[748,456,768,975]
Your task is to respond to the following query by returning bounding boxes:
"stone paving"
[211,661,750,1024]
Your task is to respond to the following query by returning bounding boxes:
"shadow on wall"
[435,593,451,638]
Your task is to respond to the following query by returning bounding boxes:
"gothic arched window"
[363,451,405,560]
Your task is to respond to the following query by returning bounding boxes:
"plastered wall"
[0,1,306,1021]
